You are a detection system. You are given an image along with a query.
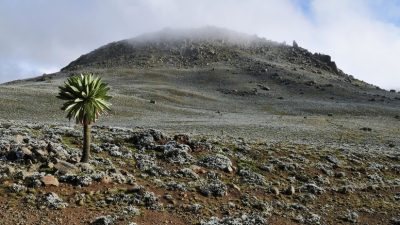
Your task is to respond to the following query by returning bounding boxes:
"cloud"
[0,0,399,89]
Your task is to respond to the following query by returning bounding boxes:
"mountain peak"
[61,26,344,82]
[129,26,267,45]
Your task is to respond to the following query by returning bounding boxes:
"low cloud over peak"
[0,0,399,89]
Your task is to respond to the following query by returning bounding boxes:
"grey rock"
[143,191,162,210]
[338,185,355,194]
[368,163,387,172]
[163,142,194,164]
[175,168,200,180]
[198,154,233,172]
[395,192,400,201]
[392,165,400,174]
[130,129,168,148]
[200,213,268,225]
[120,205,141,217]
[270,186,280,195]
[199,179,227,197]
[238,169,266,186]
[166,181,187,192]
[135,153,168,176]
[40,192,68,209]
[25,172,45,188]
[269,158,300,171]
[367,173,384,184]
[285,185,296,195]
[9,183,27,193]
[335,172,346,178]
[325,155,340,165]
[259,163,274,172]
[300,183,325,195]
[54,160,79,175]
[342,211,359,223]
[76,162,95,174]
[59,174,93,186]
[391,217,400,225]
[187,203,203,212]
[305,213,321,225]
[91,215,116,225]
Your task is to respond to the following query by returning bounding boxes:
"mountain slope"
[0,27,399,139]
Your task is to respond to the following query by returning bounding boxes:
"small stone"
[150,99,156,104]
[286,185,295,195]
[300,183,325,195]
[360,127,372,132]
[100,176,113,184]
[390,217,400,225]
[231,184,241,192]
[47,162,55,169]
[326,155,340,165]
[270,186,280,195]
[338,185,355,194]
[343,211,359,223]
[21,147,33,156]
[77,199,85,206]
[14,135,24,144]
[41,175,59,187]
[335,172,346,178]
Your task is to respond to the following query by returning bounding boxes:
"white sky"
[0,0,399,90]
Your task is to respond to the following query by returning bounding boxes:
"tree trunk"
[81,123,91,163]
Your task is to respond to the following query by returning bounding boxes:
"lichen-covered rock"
[162,142,194,164]
[130,129,168,148]
[166,181,188,192]
[174,168,200,180]
[198,154,233,172]
[300,183,325,195]
[134,153,169,176]
[59,174,93,186]
[238,169,266,186]
[342,211,359,223]
[198,178,227,197]
[91,215,116,225]
[9,183,27,193]
[39,192,68,209]
[200,213,269,225]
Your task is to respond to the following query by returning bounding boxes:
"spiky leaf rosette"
[57,73,112,124]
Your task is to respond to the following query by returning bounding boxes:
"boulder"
[41,175,59,187]
[40,192,68,209]
[54,160,79,175]
[198,154,233,172]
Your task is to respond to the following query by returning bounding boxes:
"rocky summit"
[0,27,399,224]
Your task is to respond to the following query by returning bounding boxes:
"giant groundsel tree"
[57,73,112,162]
